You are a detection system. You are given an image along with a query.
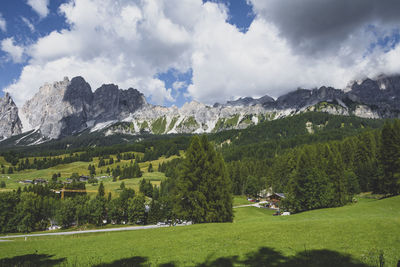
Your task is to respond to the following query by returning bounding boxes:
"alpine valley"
[1,74,400,146]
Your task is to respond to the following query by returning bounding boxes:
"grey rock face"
[21,77,70,139]
[21,77,147,139]
[60,77,93,137]
[348,75,400,114]
[118,88,147,117]
[275,86,346,110]
[91,84,120,122]
[21,76,94,139]
[90,85,147,122]
[0,93,22,139]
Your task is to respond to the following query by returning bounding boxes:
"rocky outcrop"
[0,93,22,139]
[90,84,147,122]
[347,75,400,116]
[20,77,148,139]
[275,86,345,110]
[61,76,93,137]
[20,77,93,139]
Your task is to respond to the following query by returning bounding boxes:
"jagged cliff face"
[21,77,93,139]
[0,93,22,139]
[89,84,147,123]
[20,76,148,139]
[3,74,400,142]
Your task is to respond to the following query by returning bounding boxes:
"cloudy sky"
[0,0,400,107]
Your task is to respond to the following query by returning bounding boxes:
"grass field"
[1,195,399,266]
[0,154,174,195]
[233,195,252,206]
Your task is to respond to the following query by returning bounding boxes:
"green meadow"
[0,195,399,266]
[0,154,173,195]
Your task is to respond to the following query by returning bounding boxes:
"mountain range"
[1,74,399,145]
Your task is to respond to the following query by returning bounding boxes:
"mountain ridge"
[1,74,400,144]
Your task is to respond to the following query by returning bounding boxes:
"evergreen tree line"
[240,120,400,213]
[11,153,93,170]
[97,156,114,167]
[110,161,143,179]
[0,178,182,233]
[1,135,190,163]
[0,182,148,233]
[226,159,271,196]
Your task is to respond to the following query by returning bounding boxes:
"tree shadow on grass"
[93,247,373,267]
[197,247,371,267]
[0,253,66,267]
[92,256,147,267]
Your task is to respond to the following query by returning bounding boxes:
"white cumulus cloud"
[1,38,25,63]
[4,0,400,107]
[26,0,50,19]
[6,0,200,106]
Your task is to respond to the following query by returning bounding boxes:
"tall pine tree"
[380,121,400,195]
[174,135,233,223]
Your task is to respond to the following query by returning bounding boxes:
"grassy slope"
[1,196,399,266]
[0,154,174,194]
[233,195,252,206]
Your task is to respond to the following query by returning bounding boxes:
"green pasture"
[0,154,175,193]
[0,195,399,266]
[233,195,252,206]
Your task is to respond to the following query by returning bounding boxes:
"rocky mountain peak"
[64,76,93,104]
[18,76,148,139]
[0,93,22,139]
[118,87,147,116]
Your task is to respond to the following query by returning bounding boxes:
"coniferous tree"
[148,163,154,172]
[284,147,334,212]
[134,161,142,177]
[147,199,162,224]
[380,121,400,195]
[326,146,348,206]
[174,135,233,223]
[97,182,105,199]
[128,194,146,224]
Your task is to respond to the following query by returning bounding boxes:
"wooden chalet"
[267,193,286,210]
[267,193,286,202]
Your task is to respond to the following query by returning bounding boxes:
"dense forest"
[0,113,399,233]
[223,120,400,212]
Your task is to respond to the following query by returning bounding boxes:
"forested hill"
[213,112,384,161]
[0,113,384,160]
[218,115,399,214]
